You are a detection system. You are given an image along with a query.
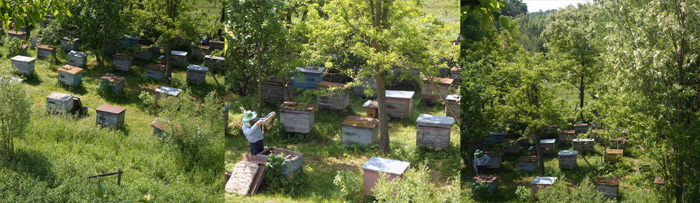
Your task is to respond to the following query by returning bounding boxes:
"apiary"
[170,50,188,67]
[57,65,83,86]
[416,114,455,149]
[121,35,140,48]
[262,76,290,103]
[99,73,125,94]
[154,86,182,106]
[445,94,460,120]
[595,177,620,199]
[316,81,350,110]
[472,175,498,193]
[279,102,316,133]
[256,147,303,178]
[385,90,414,118]
[573,138,595,154]
[61,37,80,51]
[67,51,88,68]
[341,116,379,146]
[95,104,126,129]
[293,66,326,90]
[135,44,152,60]
[421,77,454,101]
[361,157,410,196]
[10,55,36,75]
[37,45,56,59]
[558,150,578,169]
[204,55,226,73]
[46,92,74,114]
[540,139,556,155]
[145,63,166,80]
[605,149,623,163]
[518,155,537,172]
[531,176,557,198]
[186,64,208,84]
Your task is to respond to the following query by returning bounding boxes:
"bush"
[0,76,31,158]
[515,185,533,202]
[138,91,155,111]
[373,163,460,203]
[263,153,306,194]
[333,170,363,202]
[4,36,25,58]
[536,176,612,203]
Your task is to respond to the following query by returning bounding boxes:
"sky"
[523,0,594,12]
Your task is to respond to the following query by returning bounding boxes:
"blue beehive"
[121,35,140,48]
[293,66,326,90]
[487,131,506,145]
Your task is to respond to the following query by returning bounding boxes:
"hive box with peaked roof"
[279,102,316,133]
[170,50,188,67]
[186,64,209,84]
[531,176,557,198]
[416,114,455,149]
[151,118,168,138]
[61,37,80,51]
[316,81,350,110]
[421,77,454,101]
[154,86,182,106]
[204,55,226,73]
[67,51,88,68]
[341,116,379,146]
[37,45,56,59]
[99,73,125,94]
[362,100,379,118]
[57,65,83,86]
[262,76,290,103]
[595,177,620,199]
[445,94,460,120]
[294,66,326,90]
[362,157,410,196]
[145,63,166,80]
[46,92,74,114]
[10,55,35,75]
[386,90,414,118]
[96,104,126,128]
[558,150,578,169]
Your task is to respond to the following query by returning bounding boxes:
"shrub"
[515,185,533,202]
[138,91,155,110]
[536,176,612,203]
[0,76,31,159]
[4,36,25,58]
[373,163,460,203]
[333,170,363,202]
[263,153,307,194]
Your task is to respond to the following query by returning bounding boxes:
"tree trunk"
[257,43,263,114]
[579,74,585,109]
[375,71,389,154]
[533,129,545,175]
[282,76,293,102]
[165,42,173,85]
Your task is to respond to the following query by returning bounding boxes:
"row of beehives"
[473,175,624,199]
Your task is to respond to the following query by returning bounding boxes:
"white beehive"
[362,157,410,196]
[46,92,74,114]
[416,114,455,149]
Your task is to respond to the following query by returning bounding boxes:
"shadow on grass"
[1,148,55,184]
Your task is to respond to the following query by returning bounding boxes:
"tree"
[541,4,602,118]
[598,0,700,201]
[0,0,76,31]
[0,74,31,159]
[503,0,528,17]
[70,0,127,68]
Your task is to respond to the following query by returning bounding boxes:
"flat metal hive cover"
[416,114,454,125]
[531,176,557,185]
[362,157,410,175]
[385,90,414,99]
[155,86,182,96]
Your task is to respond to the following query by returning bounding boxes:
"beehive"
[540,139,556,155]
[558,150,578,169]
[502,139,521,154]
[450,67,461,83]
[445,94,460,120]
[361,157,410,196]
[186,64,208,84]
[170,50,188,67]
[65,51,87,68]
[31,36,42,47]
[121,35,140,48]
[113,53,132,71]
[559,130,576,145]
[341,116,379,146]
[96,104,126,129]
[151,118,167,137]
[145,63,166,80]
[518,156,537,172]
[485,151,503,169]
[204,55,226,73]
[573,138,595,154]
[416,114,455,149]
[531,176,557,198]
[488,131,506,145]
[472,175,498,193]
[57,65,83,86]
[609,137,628,149]
[316,81,350,110]
[10,55,36,75]
[605,149,623,163]
[362,100,379,118]
[439,67,451,77]
[192,45,210,59]
[99,73,125,94]
[595,177,620,199]
[279,102,316,133]
[46,92,74,114]
[421,77,454,101]
[37,45,56,59]
[209,40,225,50]
[256,147,304,178]
[134,44,152,60]
[385,90,414,118]
[573,123,589,134]
[154,86,182,106]
[61,37,80,51]
[262,76,290,103]
[293,66,326,90]
[8,30,27,40]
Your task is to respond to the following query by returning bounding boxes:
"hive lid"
[362,100,378,108]
[296,66,326,74]
[342,116,378,128]
[62,36,79,41]
[155,86,182,96]
[11,55,36,62]
[540,139,555,144]
[472,175,498,183]
[361,157,410,175]
[151,118,166,131]
[146,63,166,71]
[518,155,537,162]
[606,149,623,154]
[451,67,461,72]
[205,55,225,60]
[416,114,455,125]
[96,104,126,114]
[316,81,346,88]
[558,150,579,156]
[561,130,576,134]
[123,35,140,40]
[279,101,316,111]
[573,123,589,127]
[58,65,83,75]
[47,92,73,101]
[171,50,188,56]
[209,40,224,44]
[187,64,209,72]
[100,73,125,83]
[489,131,506,136]
[68,51,87,57]
[531,176,557,185]
[595,177,620,186]
[385,90,414,99]
[37,45,56,50]
[573,138,595,142]
[446,94,460,101]
[425,77,454,85]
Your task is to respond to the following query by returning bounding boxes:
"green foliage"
[94,180,107,199]
[263,153,307,194]
[536,177,611,203]
[0,76,30,158]
[0,0,74,29]
[4,37,25,58]
[373,163,460,203]
[515,185,533,202]
[137,91,155,111]
[517,10,555,53]
[333,170,363,202]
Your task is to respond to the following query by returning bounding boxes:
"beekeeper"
[242,110,265,155]
[474,149,491,175]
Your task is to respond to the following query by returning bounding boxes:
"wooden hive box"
[531,176,557,198]
[262,76,290,103]
[605,149,623,163]
[450,67,461,81]
[341,116,379,146]
[145,63,166,80]
[46,92,74,114]
[595,177,620,199]
[96,104,126,129]
[10,55,36,76]
[204,55,226,73]
[256,147,303,178]
[37,45,56,59]
[573,138,595,154]
[559,130,576,145]
[8,30,27,40]
[386,90,415,118]
[30,36,42,47]
[294,66,326,90]
[279,102,316,133]
[361,157,410,196]
[362,100,379,118]
[502,139,522,154]
[67,51,88,68]
[114,53,133,71]
[134,44,152,61]
[154,86,182,106]
[445,94,460,120]
[573,123,589,134]
[209,40,225,50]
[316,81,350,110]
[61,37,80,51]
[57,65,83,86]
[186,64,208,85]
[472,175,498,193]
[609,137,628,149]
[416,114,455,149]
[540,139,556,155]
[99,73,125,94]
[192,45,210,59]
[488,131,506,145]
[421,77,454,101]
[151,118,166,135]
[121,35,140,48]
[558,150,578,169]
[485,151,503,169]
[170,50,188,67]
[352,75,377,97]
[518,156,537,172]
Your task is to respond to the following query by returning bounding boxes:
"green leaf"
[499,17,510,30]
[94,180,106,199]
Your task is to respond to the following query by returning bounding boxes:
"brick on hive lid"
[58,64,83,75]
[342,116,378,129]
